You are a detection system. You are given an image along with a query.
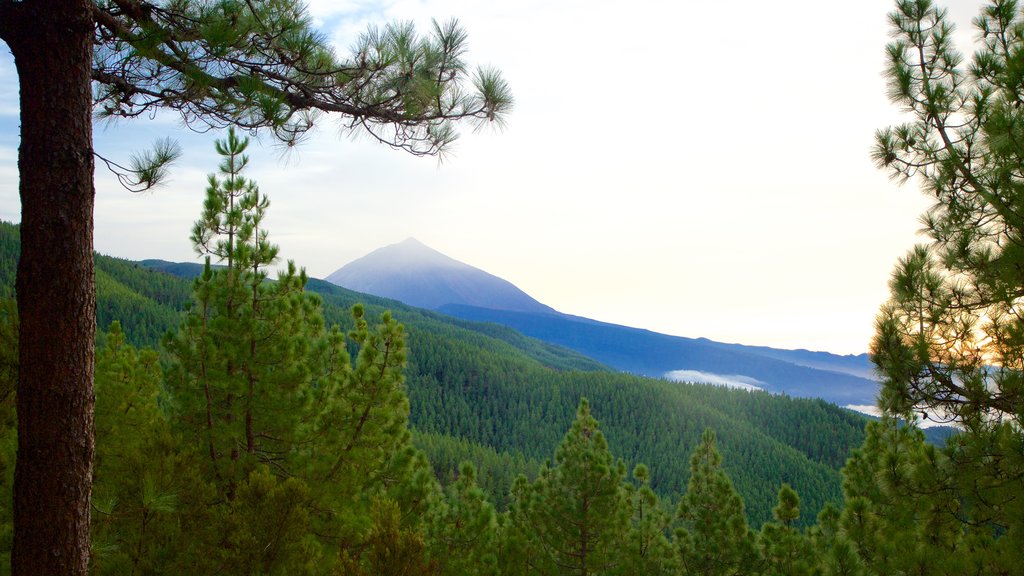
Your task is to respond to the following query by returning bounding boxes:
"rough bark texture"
[0,1,97,574]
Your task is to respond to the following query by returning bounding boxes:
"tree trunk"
[0,1,97,574]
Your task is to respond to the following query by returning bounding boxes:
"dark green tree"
[0,2,510,572]
[89,322,189,575]
[165,127,323,480]
[870,0,1024,562]
[622,463,675,576]
[425,462,499,576]
[836,418,1017,575]
[162,130,428,573]
[758,484,816,576]
[0,300,16,574]
[339,497,438,576]
[808,503,866,576]
[675,429,757,576]
[504,398,632,576]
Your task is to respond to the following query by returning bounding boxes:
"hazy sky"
[0,0,990,355]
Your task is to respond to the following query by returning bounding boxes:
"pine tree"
[163,130,426,573]
[837,419,993,576]
[870,0,1024,560]
[0,2,510,571]
[808,503,866,576]
[505,398,632,576]
[622,463,675,576]
[166,127,321,483]
[89,322,192,574]
[758,484,816,576]
[425,462,500,576]
[339,498,438,576]
[675,429,757,576]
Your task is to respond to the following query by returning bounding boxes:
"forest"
[1,0,1023,573]
[0,215,875,528]
[0,121,1020,574]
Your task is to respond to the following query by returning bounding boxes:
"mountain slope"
[326,238,556,314]
[326,238,879,406]
[439,304,879,406]
[129,255,868,524]
[0,221,872,525]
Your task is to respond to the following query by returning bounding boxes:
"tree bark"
[1,1,97,574]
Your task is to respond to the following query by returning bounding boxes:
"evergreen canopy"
[0,1,511,574]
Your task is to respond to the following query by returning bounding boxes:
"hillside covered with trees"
[0,214,869,529]
[0,128,872,573]
[1,0,1022,573]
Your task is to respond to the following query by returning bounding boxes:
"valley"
[0,221,872,526]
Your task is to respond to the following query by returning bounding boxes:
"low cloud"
[845,404,881,418]
[664,370,764,392]
[845,404,958,429]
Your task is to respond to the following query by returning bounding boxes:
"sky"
[0,0,991,356]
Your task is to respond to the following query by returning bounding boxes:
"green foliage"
[339,497,437,576]
[675,429,757,576]
[206,468,318,575]
[92,2,512,155]
[807,503,867,576]
[90,322,194,574]
[504,399,633,576]
[425,462,500,576]
[154,129,432,574]
[872,0,1024,432]
[95,256,193,347]
[837,419,1023,575]
[0,227,17,300]
[0,300,16,575]
[771,485,800,528]
[414,430,541,514]
[164,127,327,481]
[758,485,817,576]
[623,464,676,576]
[408,359,856,526]
[869,1,1024,570]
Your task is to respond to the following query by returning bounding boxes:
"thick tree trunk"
[0,1,97,574]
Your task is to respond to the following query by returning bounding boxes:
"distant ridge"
[326,238,556,314]
[327,239,881,406]
[438,304,880,406]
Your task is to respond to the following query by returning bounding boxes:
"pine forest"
[1,0,1023,574]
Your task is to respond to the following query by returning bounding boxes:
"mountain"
[438,305,879,406]
[0,221,877,525]
[329,240,881,407]
[326,238,555,314]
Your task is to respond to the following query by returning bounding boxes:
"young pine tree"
[164,129,427,574]
[90,322,188,575]
[167,127,321,480]
[808,503,867,576]
[758,484,817,576]
[425,462,500,576]
[622,463,675,576]
[675,429,758,576]
[504,398,632,576]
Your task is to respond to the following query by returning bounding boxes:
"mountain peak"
[353,238,466,272]
[325,240,556,315]
[392,237,429,252]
